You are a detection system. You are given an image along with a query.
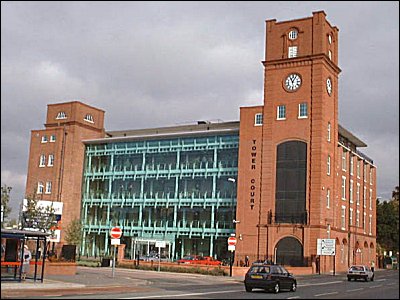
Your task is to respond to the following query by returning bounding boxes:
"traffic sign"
[227,236,237,246]
[110,227,122,239]
[317,238,335,256]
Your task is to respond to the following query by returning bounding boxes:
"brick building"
[24,11,376,273]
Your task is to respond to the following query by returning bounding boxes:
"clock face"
[285,73,302,91]
[326,78,332,95]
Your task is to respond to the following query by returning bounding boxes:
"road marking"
[298,281,342,287]
[369,285,382,288]
[42,295,62,297]
[346,288,364,292]
[375,279,386,282]
[386,282,396,286]
[121,289,244,299]
[287,296,301,299]
[314,292,338,297]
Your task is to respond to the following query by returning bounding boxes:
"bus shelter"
[1,229,49,282]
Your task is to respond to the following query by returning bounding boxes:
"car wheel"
[245,285,252,292]
[273,282,280,294]
[348,277,351,281]
[290,282,297,292]
[364,276,368,282]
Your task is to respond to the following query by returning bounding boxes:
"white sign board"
[317,239,336,256]
[228,244,236,252]
[49,229,61,243]
[111,238,120,245]
[23,199,63,215]
[155,241,166,248]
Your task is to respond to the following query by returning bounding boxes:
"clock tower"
[236,11,342,268]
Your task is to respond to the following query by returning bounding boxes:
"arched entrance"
[275,237,304,266]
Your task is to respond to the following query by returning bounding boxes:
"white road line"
[287,296,301,299]
[386,282,396,286]
[375,279,387,282]
[43,295,62,297]
[298,281,342,287]
[121,289,244,299]
[314,292,338,297]
[346,288,364,292]
[369,285,382,288]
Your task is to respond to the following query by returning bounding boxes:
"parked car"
[197,256,222,266]
[347,265,374,281]
[177,255,202,264]
[244,263,297,293]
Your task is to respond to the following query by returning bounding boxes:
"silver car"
[347,265,374,281]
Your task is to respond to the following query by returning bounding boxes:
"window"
[56,111,67,119]
[356,210,360,227]
[356,183,360,206]
[342,150,347,171]
[350,208,353,225]
[84,114,94,123]
[288,29,298,40]
[50,135,56,142]
[370,168,373,185]
[364,164,367,182]
[39,154,46,167]
[298,103,308,118]
[328,50,332,60]
[48,154,54,167]
[363,212,366,232]
[41,135,48,143]
[326,188,330,208]
[327,155,331,176]
[327,122,331,142]
[357,160,360,178]
[350,155,354,175]
[254,113,263,126]
[277,105,286,120]
[369,215,372,235]
[328,34,332,44]
[288,46,298,58]
[45,181,52,194]
[369,189,372,210]
[341,176,346,200]
[349,180,353,203]
[37,182,44,194]
[363,186,367,207]
[341,206,346,230]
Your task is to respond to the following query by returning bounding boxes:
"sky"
[1,1,399,219]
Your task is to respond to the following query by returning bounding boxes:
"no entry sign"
[110,227,122,239]
[227,236,237,246]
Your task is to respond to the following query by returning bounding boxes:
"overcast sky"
[1,1,399,219]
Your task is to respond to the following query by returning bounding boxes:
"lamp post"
[227,178,237,275]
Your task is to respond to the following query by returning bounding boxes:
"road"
[2,267,398,299]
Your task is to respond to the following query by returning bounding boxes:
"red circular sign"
[110,227,122,239]
[228,236,237,246]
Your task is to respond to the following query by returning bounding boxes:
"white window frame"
[288,46,298,58]
[349,179,353,203]
[356,183,360,206]
[288,29,298,40]
[50,135,56,142]
[364,164,367,182]
[41,135,48,143]
[84,114,94,123]
[369,189,372,210]
[37,182,44,194]
[254,113,263,126]
[341,206,346,230]
[45,181,52,194]
[328,34,332,44]
[277,105,286,120]
[350,208,353,226]
[39,154,46,167]
[363,186,367,208]
[298,103,308,119]
[48,154,54,167]
[363,212,366,232]
[326,188,330,208]
[327,155,331,176]
[327,122,331,142]
[328,50,332,60]
[342,150,347,171]
[356,210,360,227]
[370,169,373,185]
[357,160,360,178]
[369,215,372,235]
[341,176,346,200]
[350,155,354,175]
[56,111,67,119]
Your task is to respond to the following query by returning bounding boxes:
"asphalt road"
[2,267,399,299]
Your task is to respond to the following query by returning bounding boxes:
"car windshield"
[250,266,271,274]
[350,266,364,271]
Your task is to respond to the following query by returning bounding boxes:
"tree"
[64,218,82,246]
[21,193,57,233]
[376,187,400,254]
[1,185,12,228]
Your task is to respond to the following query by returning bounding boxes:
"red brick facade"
[25,101,105,247]
[235,11,376,273]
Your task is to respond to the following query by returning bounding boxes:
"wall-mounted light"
[233,220,240,224]
[239,234,243,240]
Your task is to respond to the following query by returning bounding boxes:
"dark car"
[347,265,374,281]
[244,264,297,293]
